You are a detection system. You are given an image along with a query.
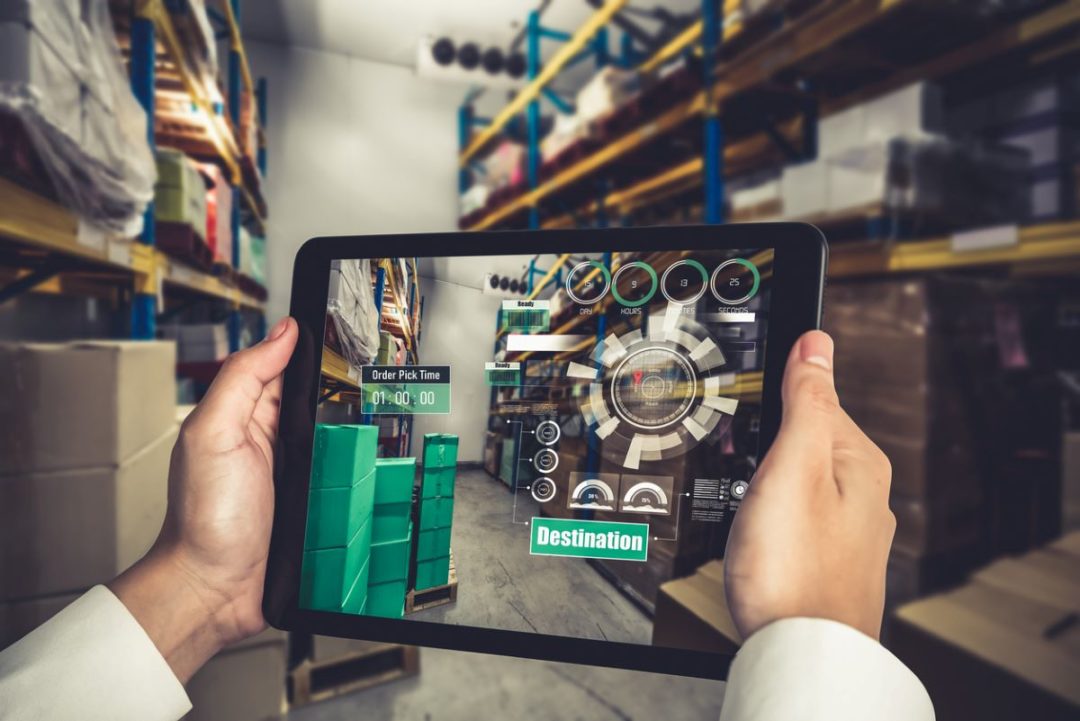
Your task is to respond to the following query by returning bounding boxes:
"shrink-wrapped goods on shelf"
[779,160,828,217]
[819,81,944,159]
[480,140,526,191]
[459,183,489,216]
[154,149,207,237]
[823,137,1029,225]
[575,66,641,125]
[199,162,232,264]
[540,111,586,162]
[0,0,154,235]
[328,259,380,369]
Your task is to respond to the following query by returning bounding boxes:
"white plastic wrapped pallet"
[0,0,155,235]
[328,259,381,370]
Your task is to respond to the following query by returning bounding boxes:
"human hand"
[110,317,298,682]
[724,330,894,641]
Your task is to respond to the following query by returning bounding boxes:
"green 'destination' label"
[530,517,649,562]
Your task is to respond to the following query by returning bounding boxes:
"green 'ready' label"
[530,517,649,562]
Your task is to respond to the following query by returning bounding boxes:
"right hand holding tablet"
[724,330,895,641]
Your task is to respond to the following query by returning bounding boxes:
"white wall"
[410,276,502,463]
[247,41,463,322]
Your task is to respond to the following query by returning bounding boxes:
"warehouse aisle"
[412,469,652,644]
[283,645,724,721]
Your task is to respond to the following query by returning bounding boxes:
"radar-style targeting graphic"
[530,477,557,504]
[619,475,674,515]
[568,472,619,511]
[576,310,740,470]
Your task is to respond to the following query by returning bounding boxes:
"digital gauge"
[573,312,741,470]
[611,347,697,430]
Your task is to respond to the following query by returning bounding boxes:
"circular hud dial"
[574,314,742,469]
[611,347,697,430]
[565,260,611,305]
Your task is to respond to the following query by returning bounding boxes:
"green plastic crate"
[422,434,458,470]
[415,555,450,591]
[369,534,411,585]
[304,467,375,550]
[341,558,370,615]
[310,424,378,489]
[419,496,454,531]
[372,502,412,542]
[374,457,416,505]
[299,518,372,611]
[416,527,451,561]
[421,466,455,500]
[366,579,407,619]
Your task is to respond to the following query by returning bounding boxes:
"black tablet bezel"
[265,223,827,680]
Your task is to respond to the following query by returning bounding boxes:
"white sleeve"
[0,586,191,721]
[719,617,934,721]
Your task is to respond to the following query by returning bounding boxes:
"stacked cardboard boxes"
[652,560,742,655]
[367,457,416,618]
[0,342,177,647]
[824,277,1063,603]
[159,323,229,363]
[300,425,377,614]
[184,628,288,721]
[890,533,1080,721]
[155,148,207,239]
[417,435,457,590]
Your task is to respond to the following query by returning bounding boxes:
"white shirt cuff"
[719,617,934,721]
[0,585,191,721]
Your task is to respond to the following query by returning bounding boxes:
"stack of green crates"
[367,457,416,618]
[417,434,457,591]
[300,424,378,613]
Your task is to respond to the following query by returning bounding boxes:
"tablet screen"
[305,249,771,652]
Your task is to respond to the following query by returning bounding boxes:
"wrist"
[108,545,233,683]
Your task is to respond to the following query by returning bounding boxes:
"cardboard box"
[422,433,458,470]
[415,555,450,591]
[0,341,177,474]
[652,560,741,654]
[373,457,415,504]
[421,466,455,499]
[0,592,81,650]
[310,424,378,489]
[183,637,287,721]
[304,467,375,550]
[0,424,177,601]
[160,324,229,363]
[1064,432,1080,532]
[300,519,372,612]
[863,81,944,144]
[891,538,1080,720]
[780,160,828,218]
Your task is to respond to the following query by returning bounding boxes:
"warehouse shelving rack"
[0,0,269,352]
[319,258,424,456]
[458,0,1080,279]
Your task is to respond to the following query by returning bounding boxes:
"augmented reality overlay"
[303,249,772,653]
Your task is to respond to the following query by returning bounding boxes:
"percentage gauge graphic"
[574,312,740,469]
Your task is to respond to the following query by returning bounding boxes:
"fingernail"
[800,331,833,370]
[268,317,289,341]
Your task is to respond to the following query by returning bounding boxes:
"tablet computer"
[265,223,827,679]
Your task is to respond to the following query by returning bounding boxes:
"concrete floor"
[284,470,726,720]
[410,469,650,644]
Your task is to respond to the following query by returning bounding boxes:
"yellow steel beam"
[321,346,359,390]
[459,0,630,166]
[526,253,572,300]
[469,92,706,231]
[830,222,1080,278]
[219,0,255,93]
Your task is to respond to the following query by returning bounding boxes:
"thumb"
[767,330,840,467]
[193,317,299,441]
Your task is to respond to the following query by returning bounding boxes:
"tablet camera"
[536,420,561,446]
[568,474,618,511]
[530,477,557,504]
[533,448,559,474]
[730,479,749,500]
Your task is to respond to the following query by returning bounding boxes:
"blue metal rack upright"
[129,4,157,340]
[227,0,244,351]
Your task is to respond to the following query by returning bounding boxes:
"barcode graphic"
[486,370,520,386]
[504,310,548,330]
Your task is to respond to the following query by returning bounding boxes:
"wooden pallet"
[287,643,420,708]
[405,551,458,614]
